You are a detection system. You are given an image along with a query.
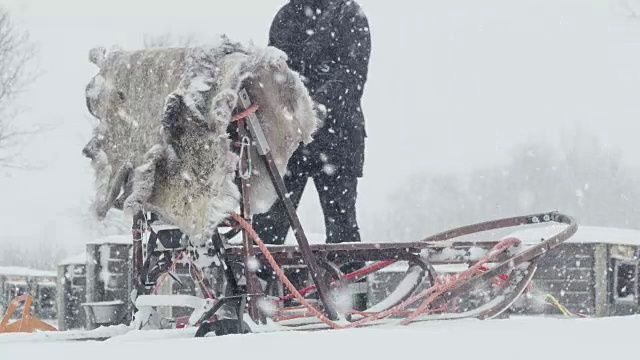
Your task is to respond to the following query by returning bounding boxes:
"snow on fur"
[83,35,319,245]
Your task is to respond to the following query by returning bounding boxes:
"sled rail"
[225,242,514,264]
[224,212,576,265]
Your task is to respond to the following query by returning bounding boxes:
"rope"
[275,259,396,303]
[230,213,344,329]
[231,104,259,122]
[335,238,522,328]
[400,238,521,325]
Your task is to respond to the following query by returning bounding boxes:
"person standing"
[252,0,371,310]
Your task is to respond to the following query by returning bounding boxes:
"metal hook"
[238,136,252,180]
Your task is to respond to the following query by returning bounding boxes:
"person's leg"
[252,146,311,245]
[314,173,362,245]
[313,172,368,310]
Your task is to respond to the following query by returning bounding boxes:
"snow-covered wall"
[0,266,57,278]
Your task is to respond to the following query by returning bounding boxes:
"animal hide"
[83,36,319,245]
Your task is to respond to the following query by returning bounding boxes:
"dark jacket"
[269,0,371,177]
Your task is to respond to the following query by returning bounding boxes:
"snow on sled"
[77,35,579,340]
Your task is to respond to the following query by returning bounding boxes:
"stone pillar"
[84,243,98,330]
[56,265,67,331]
[593,244,609,317]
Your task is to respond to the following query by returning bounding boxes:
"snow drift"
[2,316,640,360]
[82,36,319,244]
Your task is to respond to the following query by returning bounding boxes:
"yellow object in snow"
[0,294,58,333]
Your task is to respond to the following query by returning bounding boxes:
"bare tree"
[616,0,640,21]
[0,6,38,169]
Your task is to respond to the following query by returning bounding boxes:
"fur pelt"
[83,36,319,245]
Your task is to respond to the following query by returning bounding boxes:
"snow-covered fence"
[82,236,132,330]
[509,225,640,317]
[57,253,88,331]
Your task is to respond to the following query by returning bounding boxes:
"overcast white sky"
[2,0,640,255]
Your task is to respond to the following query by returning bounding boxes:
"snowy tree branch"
[620,0,640,20]
[0,6,39,169]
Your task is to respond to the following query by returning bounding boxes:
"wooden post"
[594,244,609,317]
[84,243,97,330]
[56,265,67,331]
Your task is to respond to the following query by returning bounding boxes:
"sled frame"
[127,88,579,334]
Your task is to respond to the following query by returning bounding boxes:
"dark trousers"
[252,151,361,246]
[252,146,367,309]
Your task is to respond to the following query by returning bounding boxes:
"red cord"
[276,259,396,303]
[339,238,522,328]
[399,238,521,325]
[231,213,343,329]
[232,104,259,122]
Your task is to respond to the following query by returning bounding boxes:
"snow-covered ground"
[1,316,637,359]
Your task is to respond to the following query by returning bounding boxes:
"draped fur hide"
[83,36,319,245]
